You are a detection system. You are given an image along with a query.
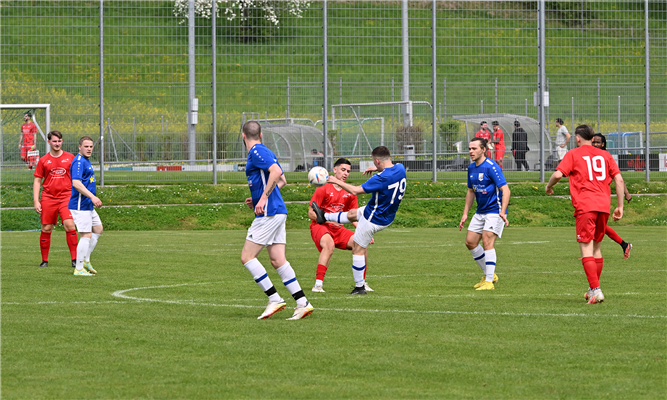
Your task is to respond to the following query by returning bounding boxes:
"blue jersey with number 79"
[360,163,407,226]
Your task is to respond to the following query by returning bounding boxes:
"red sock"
[65,230,78,261]
[363,267,367,279]
[605,226,623,245]
[595,257,603,280]
[40,231,51,262]
[582,257,600,289]
[315,264,328,281]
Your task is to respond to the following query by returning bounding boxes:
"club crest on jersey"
[478,173,484,181]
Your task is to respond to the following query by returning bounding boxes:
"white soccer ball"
[308,166,329,186]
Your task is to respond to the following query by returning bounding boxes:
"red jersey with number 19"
[556,144,620,216]
[34,151,75,200]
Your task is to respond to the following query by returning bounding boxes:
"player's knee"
[464,240,477,250]
[41,224,54,233]
[320,239,335,253]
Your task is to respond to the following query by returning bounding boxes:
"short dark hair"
[575,124,595,141]
[243,121,262,140]
[371,146,391,160]
[334,157,352,168]
[24,112,32,118]
[480,121,487,125]
[47,130,62,140]
[492,121,499,126]
[592,133,607,150]
[79,136,94,145]
[514,120,521,127]
[470,137,488,150]
[556,118,564,125]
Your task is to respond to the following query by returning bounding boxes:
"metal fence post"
[443,77,447,123]
[538,0,545,183]
[402,0,410,126]
[212,0,217,184]
[99,0,104,186]
[431,0,437,182]
[597,77,601,133]
[287,76,290,119]
[617,96,621,138]
[644,0,650,182]
[323,0,329,170]
[188,0,196,166]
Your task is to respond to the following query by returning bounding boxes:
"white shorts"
[246,214,287,246]
[557,146,568,160]
[70,209,102,233]
[353,206,389,248]
[468,213,505,238]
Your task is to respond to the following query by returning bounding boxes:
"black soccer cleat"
[348,286,367,295]
[312,201,326,225]
[72,259,77,268]
[39,261,49,268]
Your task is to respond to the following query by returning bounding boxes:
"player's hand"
[625,193,632,202]
[500,213,509,227]
[30,145,35,150]
[612,207,623,221]
[34,202,42,214]
[254,197,267,215]
[245,197,253,209]
[458,215,467,231]
[327,176,340,185]
[545,186,554,195]
[370,238,375,245]
[91,196,103,208]
[363,166,378,175]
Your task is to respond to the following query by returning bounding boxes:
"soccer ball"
[308,166,329,186]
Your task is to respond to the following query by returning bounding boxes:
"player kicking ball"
[546,124,625,304]
[309,158,374,293]
[69,136,103,276]
[33,131,78,268]
[312,146,406,295]
[240,121,313,320]
[459,137,510,291]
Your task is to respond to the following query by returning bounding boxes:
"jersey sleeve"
[249,147,280,172]
[361,174,384,194]
[309,185,325,206]
[349,193,359,209]
[467,166,473,189]
[34,158,45,178]
[556,151,574,177]
[71,158,84,181]
[607,152,621,179]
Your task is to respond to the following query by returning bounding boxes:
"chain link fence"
[1,0,665,184]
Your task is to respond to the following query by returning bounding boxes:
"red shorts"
[575,211,608,243]
[41,197,73,225]
[310,223,355,253]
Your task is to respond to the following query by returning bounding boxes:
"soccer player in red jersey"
[491,121,506,169]
[20,112,38,169]
[308,158,373,293]
[33,131,78,268]
[475,121,493,159]
[546,124,625,304]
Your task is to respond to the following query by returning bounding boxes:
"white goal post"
[0,104,52,162]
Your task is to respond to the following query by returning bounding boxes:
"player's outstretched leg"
[311,202,326,224]
[621,242,632,259]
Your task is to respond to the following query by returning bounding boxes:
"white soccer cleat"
[311,284,325,293]
[286,302,314,320]
[364,283,374,292]
[257,300,287,319]
[587,288,605,304]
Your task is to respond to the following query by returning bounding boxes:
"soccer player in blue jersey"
[240,121,313,320]
[312,146,407,295]
[68,136,103,276]
[459,137,511,290]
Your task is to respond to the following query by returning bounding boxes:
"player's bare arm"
[277,173,287,190]
[327,176,366,196]
[612,174,625,221]
[254,163,283,215]
[545,170,564,195]
[363,165,378,175]
[624,183,631,202]
[459,188,476,230]
[73,180,103,207]
[32,177,43,213]
[499,185,511,226]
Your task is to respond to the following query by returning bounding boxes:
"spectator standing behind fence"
[312,149,324,167]
[20,112,38,169]
[555,118,571,162]
[511,121,530,171]
[475,121,493,159]
[491,121,506,169]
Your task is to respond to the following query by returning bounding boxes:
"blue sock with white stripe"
[352,254,366,288]
[276,262,307,307]
[485,249,497,282]
[325,212,350,224]
[470,245,486,274]
[244,258,282,303]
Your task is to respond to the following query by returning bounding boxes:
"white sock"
[485,249,497,282]
[85,233,100,262]
[470,245,486,274]
[76,237,90,270]
[325,211,350,224]
[352,254,366,287]
[244,258,282,302]
[315,279,323,287]
[276,262,307,307]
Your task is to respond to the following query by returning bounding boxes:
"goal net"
[0,104,51,169]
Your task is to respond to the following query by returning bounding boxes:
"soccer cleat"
[257,300,287,319]
[587,288,605,304]
[286,302,314,320]
[348,285,367,295]
[364,283,374,292]
[71,259,76,269]
[473,274,498,289]
[83,261,97,274]
[73,268,93,276]
[312,284,325,293]
[311,201,326,224]
[475,281,495,291]
[39,261,48,268]
[622,243,633,259]
[584,287,593,301]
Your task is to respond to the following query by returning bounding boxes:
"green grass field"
[2,227,665,399]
